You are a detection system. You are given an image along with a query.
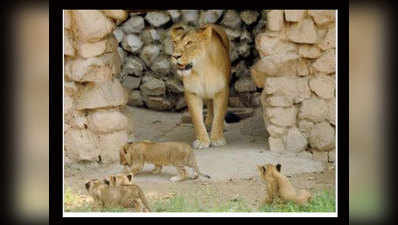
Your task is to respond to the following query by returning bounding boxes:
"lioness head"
[257,163,282,182]
[109,174,134,186]
[169,24,221,77]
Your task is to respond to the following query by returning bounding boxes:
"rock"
[240,10,259,25]
[234,77,256,93]
[68,110,88,129]
[251,92,261,107]
[253,13,267,36]
[113,28,124,43]
[87,109,128,134]
[64,10,72,30]
[266,124,287,138]
[255,33,297,58]
[143,96,174,111]
[64,29,75,56]
[240,29,252,43]
[284,10,306,22]
[102,10,128,24]
[121,16,145,34]
[141,28,161,45]
[145,11,170,27]
[181,10,199,26]
[64,128,100,162]
[165,79,184,93]
[122,76,141,90]
[287,18,318,44]
[122,56,146,76]
[265,107,297,127]
[175,97,187,110]
[327,98,336,125]
[318,26,336,50]
[139,45,161,66]
[312,150,328,162]
[296,59,309,76]
[117,47,126,64]
[229,96,245,108]
[313,49,336,74]
[250,64,265,88]
[284,127,307,152]
[140,76,166,96]
[163,36,174,55]
[128,90,144,106]
[308,10,335,26]
[265,95,293,107]
[64,81,78,95]
[328,149,336,162]
[64,93,74,121]
[267,10,284,31]
[65,52,121,82]
[264,76,311,103]
[167,10,181,22]
[224,28,241,41]
[151,55,171,75]
[229,42,239,62]
[309,74,335,99]
[299,45,321,58]
[75,78,128,110]
[237,42,251,58]
[78,35,118,58]
[299,97,328,122]
[121,34,143,53]
[71,10,115,43]
[221,10,241,29]
[98,130,128,163]
[232,61,249,77]
[298,119,314,138]
[199,10,223,26]
[268,137,285,152]
[309,122,335,151]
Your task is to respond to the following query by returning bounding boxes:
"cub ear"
[127,174,132,182]
[85,182,90,190]
[104,179,110,185]
[257,165,266,174]
[276,164,282,172]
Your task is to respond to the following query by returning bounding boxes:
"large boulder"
[120,16,145,34]
[98,130,128,163]
[265,106,297,127]
[87,109,128,134]
[145,11,170,27]
[64,128,100,162]
[287,18,318,44]
[240,10,259,25]
[313,49,336,74]
[309,74,335,99]
[140,76,166,96]
[121,34,143,53]
[71,10,115,43]
[77,34,118,58]
[266,10,284,31]
[299,97,328,122]
[221,10,241,29]
[309,121,335,151]
[264,76,311,103]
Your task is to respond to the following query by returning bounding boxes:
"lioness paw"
[211,137,226,147]
[193,139,210,149]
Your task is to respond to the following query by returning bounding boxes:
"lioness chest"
[183,68,228,99]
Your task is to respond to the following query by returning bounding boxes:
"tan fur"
[257,164,312,206]
[109,174,134,186]
[120,141,211,182]
[169,24,231,149]
[85,179,151,212]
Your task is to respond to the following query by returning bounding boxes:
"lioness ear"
[276,164,282,172]
[85,182,90,190]
[127,174,132,182]
[257,165,266,174]
[104,179,110,185]
[169,25,186,42]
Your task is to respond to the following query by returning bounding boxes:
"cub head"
[109,174,134,186]
[257,163,282,182]
[85,178,109,196]
[169,24,221,77]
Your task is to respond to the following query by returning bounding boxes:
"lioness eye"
[186,41,192,45]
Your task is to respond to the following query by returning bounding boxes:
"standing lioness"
[169,23,231,149]
[120,141,211,182]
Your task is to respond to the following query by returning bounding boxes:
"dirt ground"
[64,106,335,210]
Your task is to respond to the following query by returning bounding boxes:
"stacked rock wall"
[64,10,132,164]
[251,10,336,161]
[115,10,265,111]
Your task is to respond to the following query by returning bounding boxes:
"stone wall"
[115,10,264,111]
[251,10,336,162]
[63,10,132,164]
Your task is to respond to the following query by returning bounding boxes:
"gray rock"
[121,34,143,53]
[181,10,199,26]
[240,10,259,25]
[121,16,145,34]
[199,10,223,26]
[232,60,249,77]
[139,44,161,66]
[175,96,187,110]
[253,13,266,36]
[237,42,251,58]
[224,27,241,41]
[151,55,171,75]
[123,56,145,76]
[122,76,141,90]
[284,127,308,153]
[166,78,184,93]
[163,36,174,55]
[229,42,239,62]
[117,47,126,64]
[143,96,174,111]
[145,11,170,27]
[140,28,161,45]
[240,29,253,43]
[234,77,256,93]
[221,10,241,29]
[128,90,144,106]
[113,28,124,43]
[168,10,181,22]
[140,76,166,96]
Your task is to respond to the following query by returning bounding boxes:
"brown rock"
[308,10,335,26]
[265,106,297,127]
[267,10,284,31]
[309,122,335,151]
[287,18,318,44]
[313,49,336,74]
[309,74,335,99]
[87,109,128,133]
[71,10,115,43]
[299,97,328,122]
[284,10,306,22]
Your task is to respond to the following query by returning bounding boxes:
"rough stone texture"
[139,44,161,67]
[98,130,128,163]
[128,90,144,106]
[313,49,336,74]
[122,56,146,76]
[87,109,128,134]
[140,76,166,96]
[327,98,336,125]
[240,29,253,43]
[181,10,199,26]
[224,28,241,41]
[318,26,336,50]
[145,11,170,27]
[298,45,321,58]
[308,10,335,26]
[71,10,115,43]
[309,74,335,99]
[165,79,184,93]
[240,10,259,25]
[151,55,171,75]
[264,76,311,103]
[299,97,328,122]
[266,124,287,138]
[102,10,128,24]
[199,10,223,26]
[221,10,241,29]
[298,119,314,138]
[265,107,297,127]
[64,10,72,30]
[268,137,285,152]
[78,35,118,58]
[64,29,75,56]
[284,127,307,153]
[121,34,143,53]
[168,10,181,22]
[265,95,293,107]
[141,28,161,45]
[121,16,145,34]
[284,10,306,22]
[234,77,256,93]
[143,96,174,111]
[309,122,335,151]
[122,76,141,90]
[113,28,124,43]
[287,18,318,44]
[64,128,100,162]
[175,96,187,110]
[267,10,284,31]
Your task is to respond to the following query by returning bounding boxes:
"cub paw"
[192,139,210,149]
[211,137,227,147]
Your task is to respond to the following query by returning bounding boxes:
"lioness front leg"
[210,89,228,147]
[170,165,187,182]
[205,100,213,131]
[185,92,210,149]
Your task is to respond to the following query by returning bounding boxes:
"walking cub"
[257,164,312,206]
[120,141,211,182]
[85,178,151,212]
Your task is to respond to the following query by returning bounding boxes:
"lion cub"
[108,174,134,186]
[120,141,211,182]
[85,178,151,212]
[257,164,312,206]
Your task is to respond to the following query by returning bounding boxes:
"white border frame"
[62,10,339,218]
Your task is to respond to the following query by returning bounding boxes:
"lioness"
[169,23,231,149]
[257,164,312,206]
[85,178,151,212]
[120,141,211,182]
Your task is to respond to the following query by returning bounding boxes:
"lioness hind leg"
[205,100,213,131]
[210,90,228,147]
[170,166,187,182]
[151,164,162,174]
[185,92,210,149]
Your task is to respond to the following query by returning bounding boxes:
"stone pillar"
[251,10,336,160]
[63,10,132,164]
